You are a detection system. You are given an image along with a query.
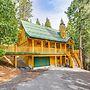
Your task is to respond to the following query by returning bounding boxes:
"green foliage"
[67,22,79,49]
[60,19,64,25]
[66,0,90,64]
[16,0,32,21]
[45,18,51,28]
[36,18,40,25]
[0,49,5,57]
[0,0,18,45]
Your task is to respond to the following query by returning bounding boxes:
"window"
[56,43,60,48]
[51,42,55,48]
[43,41,48,48]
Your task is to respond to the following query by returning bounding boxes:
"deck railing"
[4,45,79,56]
[5,46,72,54]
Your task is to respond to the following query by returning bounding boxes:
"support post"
[65,44,66,53]
[55,42,57,53]
[65,55,66,65]
[32,39,34,52]
[28,56,31,65]
[48,41,50,53]
[55,56,57,67]
[60,56,62,66]
[60,43,62,52]
[14,56,17,68]
[32,56,34,67]
[41,40,43,53]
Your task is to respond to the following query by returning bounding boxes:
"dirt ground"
[0,66,21,84]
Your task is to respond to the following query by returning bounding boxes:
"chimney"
[59,19,66,39]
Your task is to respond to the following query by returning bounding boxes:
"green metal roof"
[21,20,70,42]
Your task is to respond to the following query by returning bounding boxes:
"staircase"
[67,54,82,68]
[73,54,82,68]
[72,57,78,68]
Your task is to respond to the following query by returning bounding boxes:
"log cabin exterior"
[5,20,82,68]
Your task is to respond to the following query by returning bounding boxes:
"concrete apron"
[34,66,89,73]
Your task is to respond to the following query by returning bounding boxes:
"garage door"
[34,57,50,67]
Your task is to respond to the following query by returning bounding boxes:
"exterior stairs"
[67,54,82,68]
[73,53,82,68]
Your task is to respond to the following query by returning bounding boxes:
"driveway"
[16,68,90,90]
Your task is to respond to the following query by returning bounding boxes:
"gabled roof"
[21,20,70,42]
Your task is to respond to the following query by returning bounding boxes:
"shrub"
[0,49,6,57]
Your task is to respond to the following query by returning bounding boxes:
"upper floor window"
[56,43,60,48]
[51,42,55,48]
[43,41,48,48]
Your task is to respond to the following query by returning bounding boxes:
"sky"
[31,0,73,30]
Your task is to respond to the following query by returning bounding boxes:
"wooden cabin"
[5,20,82,68]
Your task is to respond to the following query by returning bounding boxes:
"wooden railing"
[5,46,71,54]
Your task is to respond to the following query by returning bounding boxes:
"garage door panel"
[34,57,50,67]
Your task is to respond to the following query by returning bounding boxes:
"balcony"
[5,46,71,55]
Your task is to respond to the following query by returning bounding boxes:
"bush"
[0,49,6,57]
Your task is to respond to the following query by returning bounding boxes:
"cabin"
[5,20,82,68]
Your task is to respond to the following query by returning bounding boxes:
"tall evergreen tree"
[0,0,18,55]
[16,0,32,21]
[36,18,40,25]
[45,18,51,28]
[0,0,18,45]
[66,0,90,69]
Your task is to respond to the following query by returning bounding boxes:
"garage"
[34,57,50,67]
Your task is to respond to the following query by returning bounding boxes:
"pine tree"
[36,18,40,25]
[45,18,51,28]
[0,0,18,56]
[66,0,90,69]
[0,0,18,45]
[16,0,32,21]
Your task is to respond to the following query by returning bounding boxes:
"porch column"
[41,40,43,53]
[32,39,34,52]
[60,56,62,66]
[65,55,66,65]
[55,42,57,53]
[28,56,31,65]
[60,43,62,52]
[65,44,66,53]
[55,56,57,67]
[32,56,34,67]
[14,56,17,68]
[48,41,50,53]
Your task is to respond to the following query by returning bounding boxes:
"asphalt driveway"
[16,68,90,90]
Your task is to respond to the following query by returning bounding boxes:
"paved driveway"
[16,68,90,90]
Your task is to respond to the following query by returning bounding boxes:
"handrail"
[5,46,71,54]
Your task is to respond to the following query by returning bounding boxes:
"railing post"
[48,41,50,53]
[14,44,17,52]
[32,39,34,52]
[60,43,62,52]
[55,42,57,53]
[65,44,66,53]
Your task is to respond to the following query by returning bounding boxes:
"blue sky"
[31,0,73,29]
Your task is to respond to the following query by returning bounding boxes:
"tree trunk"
[79,31,83,68]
